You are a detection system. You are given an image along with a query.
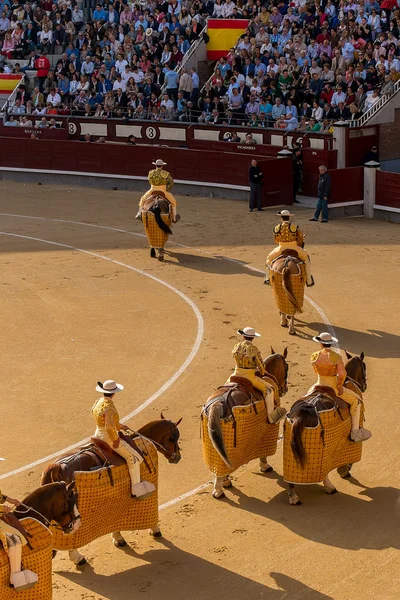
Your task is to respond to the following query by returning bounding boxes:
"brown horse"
[269,250,306,336]
[141,194,173,261]
[286,352,367,505]
[204,349,289,499]
[14,482,80,535]
[40,416,181,565]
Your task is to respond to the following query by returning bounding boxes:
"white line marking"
[0,231,203,481]
[0,214,337,513]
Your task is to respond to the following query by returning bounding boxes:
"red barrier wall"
[376,170,400,209]
[346,126,379,167]
[0,125,67,140]
[326,166,364,203]
[302,148,338,196]
[0,137,293,206]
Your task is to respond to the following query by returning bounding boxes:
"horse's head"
[345,351,367,392]
[141,414,182,464]
[264,347,289,396]
[22,482,81,535]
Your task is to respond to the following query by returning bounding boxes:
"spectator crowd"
[0,0,399,130]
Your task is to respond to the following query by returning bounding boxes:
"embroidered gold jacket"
[148,168,174,191]
[92,397,121,442]
[232,340,266,375]
[273,222,304,245]
[311,349,346,386]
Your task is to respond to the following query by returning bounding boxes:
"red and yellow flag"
[206,19,249,61]
[0,74,23,94]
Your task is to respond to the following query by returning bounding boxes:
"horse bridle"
[347,358,367,393]
[151,421,180,461]
[266,358,289,396]
[19,487,80,534]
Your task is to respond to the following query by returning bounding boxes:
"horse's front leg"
[280,312,288,328]
[111,531,127,547]
[259,457,273,473]
[323,474,337,495]
[337,463,352,479]
[222,475,232,488]
[288,483,302,505]
[288,315,296,336]
[68,549,87,566]
[212,476,226,499]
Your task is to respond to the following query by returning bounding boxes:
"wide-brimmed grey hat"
[237,327,261,338]
[313,332,338,344]
[276,209,294,217]
[152,159,167,166]
[96,379,124,394]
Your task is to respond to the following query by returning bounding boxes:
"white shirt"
[47,92,61,105]
[113,79,126,92]
[115,59,128,74]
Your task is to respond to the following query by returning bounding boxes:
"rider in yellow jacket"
[137,159,178,221]
[227,327,286,424]
[309,332,372,442]
[265,210,314,286]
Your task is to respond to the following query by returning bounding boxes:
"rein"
[16,498,78,534]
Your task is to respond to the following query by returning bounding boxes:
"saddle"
[204,379,264,420]
[270,250,303,275]
[290,385,349,418]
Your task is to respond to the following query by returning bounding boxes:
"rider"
[0,482,38,591]
[92,380,156,499]
[265,209,314,287]
[310,332,372,442]
[228,327,286,424]
[137,159,178,222]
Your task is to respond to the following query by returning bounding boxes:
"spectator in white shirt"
[115,55,128,74]
[331,87,346,106]
[311,100,323,121]
[47,89,61,106]
[113,74,126,92]
[81,57,94,76]
[221,0,235,18]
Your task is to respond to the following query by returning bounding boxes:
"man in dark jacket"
[310,165,331,222]
[249,159,264,212]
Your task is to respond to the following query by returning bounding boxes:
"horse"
[285,352,367,505]
[269,249,306,336]
[14,481,81,535]
[141,194,174,261]
[40,416,182,565]
[203,349,289,499]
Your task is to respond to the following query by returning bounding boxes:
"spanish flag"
[207,19,249,61]
[0,74,23,94]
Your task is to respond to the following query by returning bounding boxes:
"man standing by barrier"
[249,159,264,212]
[310,165,331,223]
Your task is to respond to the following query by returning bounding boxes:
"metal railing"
[160,25,207,97]
[349,79,400,127]
[0,76,24,113]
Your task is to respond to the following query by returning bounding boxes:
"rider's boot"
[135,208,142,221]
[266,391,286,424]
[305,259,315,287]
[350,404,372,442]
[8,541,38,591]
[126,453,156,500]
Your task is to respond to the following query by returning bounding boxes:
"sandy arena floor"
[0,181,399,600]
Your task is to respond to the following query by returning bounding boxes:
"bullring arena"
[0,181,399,600]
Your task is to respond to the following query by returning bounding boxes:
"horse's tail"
[282,264,303,314]
[208,402,232,468]
[290,408,309,468]
[153,203,173,235]
[40,463,63,485]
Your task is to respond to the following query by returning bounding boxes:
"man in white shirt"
[222,0,235,18]
[122,65,135,83]
[331,87,346,106]
[81,56,94,76]
[160,93,175,113]
[115,55,128,75]
[47,89,61,106]
[132,66,145,85]
[113,75,126,92]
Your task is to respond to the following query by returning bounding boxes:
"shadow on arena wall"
[56,539,333,600]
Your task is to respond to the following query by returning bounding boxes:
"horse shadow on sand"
[221,470,400,552]
[162,250,264,278]
[56,538,333,600]
[294,320,400,359]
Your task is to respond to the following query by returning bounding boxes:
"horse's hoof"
[260,465,273,473]
[326,488,338,495]
[52,550,57,559]
[212,491,225,499]
[158,255,164,262]
[280,322,288,328]
[76,558,87,566]
[289,498,302,506]
[150,248,156,258]
[289,330,296,336]
[222,479,233,489]
[114,539,127,548]
[152,530,163,538]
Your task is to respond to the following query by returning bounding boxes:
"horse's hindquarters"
[271,263,306,316]
[142,211,172,249]
[283,407,363,484]
[202,400,279,477]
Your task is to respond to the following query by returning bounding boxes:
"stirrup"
[306,276,315,287]
[350,428,372,443]
[268,406,287,424]
[11,570,38,591]
[264,278,270,286]
[135,211,142,221]
[132,480,156,500]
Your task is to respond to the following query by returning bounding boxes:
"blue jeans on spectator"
[314,196,329,221]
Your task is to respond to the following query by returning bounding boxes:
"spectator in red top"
[35,54,50,93]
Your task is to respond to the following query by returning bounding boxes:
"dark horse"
[40,415,182,564]
[205,349,289,498]
[142,194,173,261]
[13,481,80,535]
[287,352,366,505]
